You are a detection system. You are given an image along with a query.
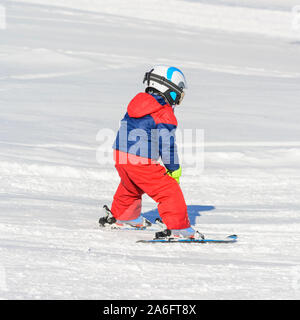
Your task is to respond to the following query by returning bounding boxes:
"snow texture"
[0,0,300,299]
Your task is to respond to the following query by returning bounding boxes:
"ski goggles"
[143,71,185,105]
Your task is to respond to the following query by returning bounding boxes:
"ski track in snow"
[0,1,300,299]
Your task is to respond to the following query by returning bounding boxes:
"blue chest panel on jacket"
[113,94,179,171]
[114,113,158,159]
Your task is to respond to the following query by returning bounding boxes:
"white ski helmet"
[143,65,187,106]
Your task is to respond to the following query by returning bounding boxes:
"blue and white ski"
[136,234,238,244]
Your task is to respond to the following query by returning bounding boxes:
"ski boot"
[117,216,152,230]
[129,217,152,229]
[99,205,152,230]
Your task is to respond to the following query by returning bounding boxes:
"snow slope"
[0,0,300,299]
[14,0,300,39]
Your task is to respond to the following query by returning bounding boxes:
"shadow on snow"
[143,205,215,225]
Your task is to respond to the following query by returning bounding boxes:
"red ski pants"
[111,152,190,230]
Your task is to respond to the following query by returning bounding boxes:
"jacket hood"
[127,92,168,118]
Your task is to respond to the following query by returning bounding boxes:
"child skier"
[100,65,198,239]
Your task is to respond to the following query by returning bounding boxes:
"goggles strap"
[148,73,183,95]
[143,72,185,105]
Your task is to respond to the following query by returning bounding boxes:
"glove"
[166,166,182,184]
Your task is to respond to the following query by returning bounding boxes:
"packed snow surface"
[0,0,300,299]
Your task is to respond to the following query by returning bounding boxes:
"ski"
[136,234,238,244]
[102,225,160,232]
